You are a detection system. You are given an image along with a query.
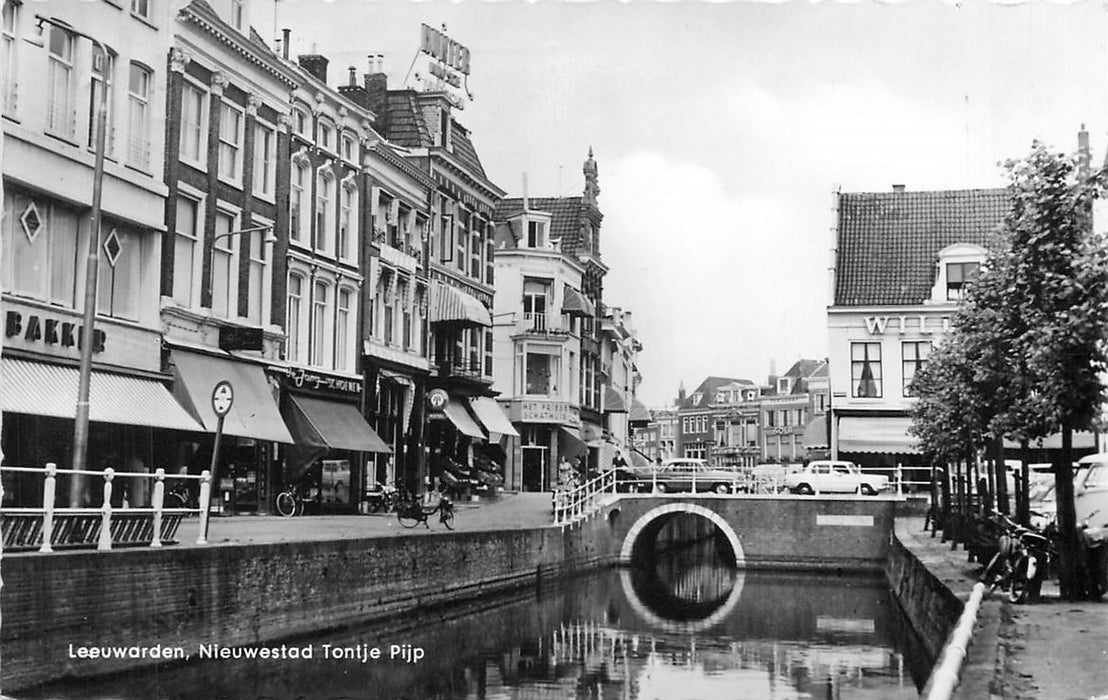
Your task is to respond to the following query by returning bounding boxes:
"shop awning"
[629,398,651,425]
[837,416,917,454]
[170,350,293,443]
[604,387,628,413]
[285,395,391,453]
[1003,432,1097,450]
[802,417,830,450]
[443,399,485,439]
[0,358,204,431]
[562,285,596,317]
[559,427,588,461]
[429,281,491,326]
[468,396,520,437]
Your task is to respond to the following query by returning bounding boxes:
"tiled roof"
[448,121,487,180]
[382,93,431,148]
[834,188,1009,306]
[680,376,750,410]
[494,197,593,255]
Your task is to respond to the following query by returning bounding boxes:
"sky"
[268,0,1108,407]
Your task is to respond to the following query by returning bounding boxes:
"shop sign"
[219,326,264,352]
[863,315,950,336]
[420,23,471,75]
[276,366,362,395]
[427,388,449,411]
[5,310,106,353]
[517,400,580,427]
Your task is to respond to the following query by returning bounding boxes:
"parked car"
[784,460,889,495]
[615,458,742,494]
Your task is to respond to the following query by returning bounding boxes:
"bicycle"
[275,482,317,517]
[163,481,195,511]
[396,491,454,529]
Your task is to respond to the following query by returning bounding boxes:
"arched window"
[339,180,357,261]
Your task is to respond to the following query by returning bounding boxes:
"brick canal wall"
[1,520,615,693]
[885,530,964,663]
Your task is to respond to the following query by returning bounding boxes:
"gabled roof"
[680,376,751,410]
[448,122,487,180]
[378,94,487,180]
[179,0,299,89]
[493,197,602,257]
[834,188,1009,306]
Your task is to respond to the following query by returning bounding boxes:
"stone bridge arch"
[618,502,746,565]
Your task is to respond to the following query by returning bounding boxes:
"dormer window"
[691,393,702,406]
[929,243,988,304]
[777,377,792,394]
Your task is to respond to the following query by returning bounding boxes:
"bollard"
[98,468,115,551]
[151,468,165,548]
[39,462,57,553]
[896,464,904,497]
[197,470,212,545]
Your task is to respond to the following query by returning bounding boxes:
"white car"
[784,460,889,495]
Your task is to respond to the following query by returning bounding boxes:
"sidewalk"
[897,516,1108,700]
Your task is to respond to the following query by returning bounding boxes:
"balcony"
[435,357,487,380]
[520,312,569,337]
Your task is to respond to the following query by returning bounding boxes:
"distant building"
[760,359,825,463]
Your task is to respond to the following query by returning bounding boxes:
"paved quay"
[897,516,1108,700]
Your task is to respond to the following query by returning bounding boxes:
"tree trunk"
[1055,423,1085,599]
[1019,440,1031,526]
[994,434,1009,514]
[940,463,952,542]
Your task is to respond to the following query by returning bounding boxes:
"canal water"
[24,517,931,699]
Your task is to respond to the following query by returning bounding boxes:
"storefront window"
[97,224,143,321]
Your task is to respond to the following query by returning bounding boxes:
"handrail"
[552,469,616,526]
[0,463,213,552]
[923,581,987,700]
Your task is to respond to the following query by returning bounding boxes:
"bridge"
[554,473,900,573]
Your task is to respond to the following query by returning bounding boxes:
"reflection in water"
[24,528,929,700]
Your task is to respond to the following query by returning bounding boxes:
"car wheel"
[795,484,814,496]
[714,483,730,495]
[860,484,877,496]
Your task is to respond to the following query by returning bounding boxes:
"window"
[211,211,237,318]
[336,288,352,371]
[126,63,151,169]
[439,207,453,262]
[218,103,244,181]
[527,220,545,248]
[130,0,150,20]
[815,393,828,414]
[2,192,78,308]
[524,351,560,396]
[902,341,932,397]
[315,170,334,253]
[172,197,199,305]
[46,26,75,138]
[88,47,115,155]
[523,279,549,331]
[311,281,330,366]
[290,159,308,243]
[246,225,269,323]
[851,342,883,398]
[2,0,18,116]
[294,108,309,137]
[338,183,355,260]
[342,133,356,162]
[253,124,275,197]
[946,262,980,301]
[97,225,142,321]
[286,274,304,362]
[318,121,333,151]
[180,82,207,165]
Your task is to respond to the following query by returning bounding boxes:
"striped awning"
[629,398,651,425]
[603,387,628,413]
[802,417,829,450]
[429,281,491,326]
[0,358,204,431]
[443,399,485,439]
[837,416,917,454]
[562,285,596,317]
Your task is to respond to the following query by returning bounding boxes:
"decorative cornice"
[170,47,192,74]
[211,71,228,96]
[178,1,300,90]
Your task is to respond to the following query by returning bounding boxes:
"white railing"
[0,463,212,552]
[523,312,548,332]
[552,469,616,526]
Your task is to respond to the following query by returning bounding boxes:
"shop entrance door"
[522,447,546,492]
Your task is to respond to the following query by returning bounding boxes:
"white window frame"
[293,106,310,138]
[172,193,202,307]
[218,101,245,184]
[2,0,19,117]
[335,285,355,371]
[46,26,75,140]
[315,168,334,255]
[130,0,150,21]
[230,0,245,31]
[339,179,357,262]
[341,132,357,163]
[252,121,276,199]
[210,207,241,319]
[126,62,152,170]
[317,118,334,153]
[245,217,272,325]
[286,271,306,363]
[88,46,116,157]
[310,278,332,368]
[180,79,208,168]
[290,154,310,246]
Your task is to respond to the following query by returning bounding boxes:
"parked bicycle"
[275,481,318,518]
[163,480,195,511]
[396,491,454,529]
[980,512,1055,603]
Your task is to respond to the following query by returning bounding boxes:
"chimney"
[339,65,370,110]
[892,184,905,193]
[365,56,389,128]
[281,28,291,60]
[677,382,686,403]
[522,172,530,211]
[298,53,329,84]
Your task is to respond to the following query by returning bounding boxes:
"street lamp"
[32,16,110,480]
[207,224,277,300]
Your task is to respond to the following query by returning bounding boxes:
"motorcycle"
[981,513,1055,604]
[364,481,398,514]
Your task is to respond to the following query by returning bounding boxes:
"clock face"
[211,381,234,417]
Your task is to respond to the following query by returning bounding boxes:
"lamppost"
[32,16,110,480]
[207,224,276,301]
